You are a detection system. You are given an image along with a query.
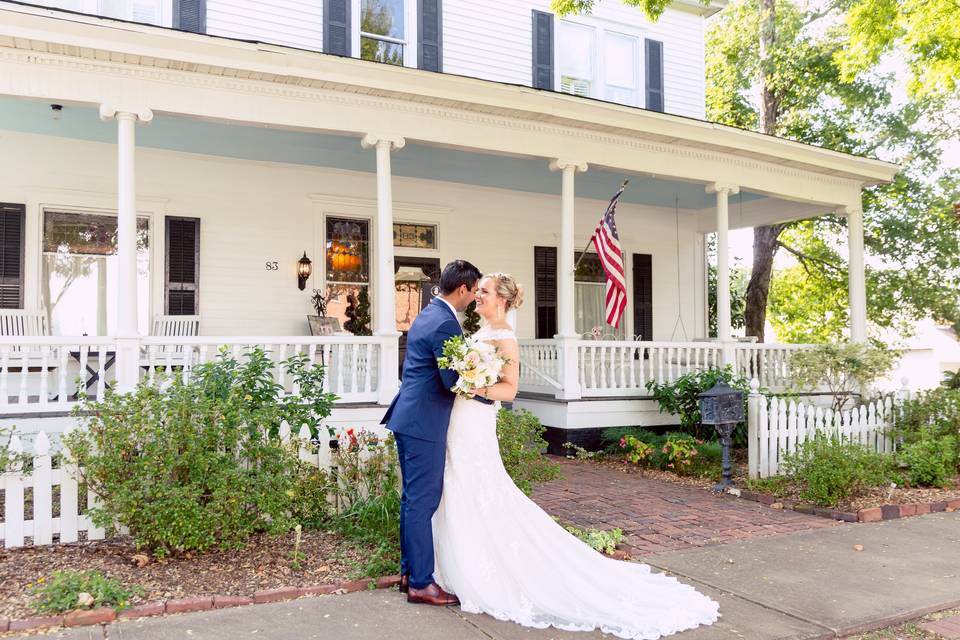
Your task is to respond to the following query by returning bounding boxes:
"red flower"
[347,428,355,436]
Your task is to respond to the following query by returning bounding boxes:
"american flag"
[590,185,627,328]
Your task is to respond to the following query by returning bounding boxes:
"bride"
[431,272,720,639]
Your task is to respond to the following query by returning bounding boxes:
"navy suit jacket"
[381,297,462,443]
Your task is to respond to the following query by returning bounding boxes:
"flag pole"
[572,179,629,273]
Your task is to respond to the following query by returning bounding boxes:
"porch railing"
[0,338,117,414]
[140,336,384,404]
[518,338,817,399]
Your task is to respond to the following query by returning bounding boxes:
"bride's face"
[474,277,505,319]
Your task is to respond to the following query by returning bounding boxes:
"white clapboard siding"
[0,422,385,549]
[747,379,898,479]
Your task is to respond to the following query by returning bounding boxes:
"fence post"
[32,432,53,545]
[60,421,80,544]
[555,336,582,400]
[747,378,761,479]
[4,433,24,548]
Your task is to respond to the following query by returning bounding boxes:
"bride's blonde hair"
[486,272,525,310]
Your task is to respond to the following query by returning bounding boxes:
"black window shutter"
[418,0,442,72]
[174,0,206,33]
[534,246,557,339]
[0,203,25,310]
[531,10,554,90]
[645,39,664,112]
[324,0,352,56]
[633,253,653,341]
[165,217,200,316]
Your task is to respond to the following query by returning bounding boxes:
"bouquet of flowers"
[437,334,508,398]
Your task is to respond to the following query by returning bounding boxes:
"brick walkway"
[531,458,838,557]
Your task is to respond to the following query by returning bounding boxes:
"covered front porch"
[0,4,897,435]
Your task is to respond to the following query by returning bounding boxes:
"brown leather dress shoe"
[406,582,460,606]
[398,575,409,594]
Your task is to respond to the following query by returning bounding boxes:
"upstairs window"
[558,20,644,109]
[360,0,406,66]
[99,0,162,24]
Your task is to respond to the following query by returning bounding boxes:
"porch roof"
[0,1,898,215]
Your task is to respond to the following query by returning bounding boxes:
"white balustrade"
[575,340,723,397]
[518,340,563,394]
[734,343,814,390]
[0,337,117,413]
[139,336,385,404]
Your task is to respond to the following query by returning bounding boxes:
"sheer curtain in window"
[575,282,626,339]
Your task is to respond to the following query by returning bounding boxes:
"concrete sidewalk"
[18,512,960,640]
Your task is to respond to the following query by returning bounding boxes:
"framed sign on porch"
[308,316,342,336]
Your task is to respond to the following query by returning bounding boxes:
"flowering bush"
[620,436,653,465]
[613,428,721,477]
[30,570,141,614]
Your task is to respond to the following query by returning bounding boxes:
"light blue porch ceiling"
[0,97,767,210]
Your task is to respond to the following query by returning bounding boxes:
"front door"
[395,257,441,374]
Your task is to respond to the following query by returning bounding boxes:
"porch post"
[706,183,739,366]
[549,159,587,400]
[361,133,405,404]
[100,104,153,393]
[843,205,868,342]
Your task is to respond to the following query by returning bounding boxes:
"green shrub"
[899,434,957,487]
[0,425,30,473]
[645,368,751,445]
[894,388,960,471]
[788,342,898,411]
[554,518,623,554]
[608,428,722,478]
[781,434,898,506]
[65,348,336,557]
[30,570,142,614]
[497,409,561,495]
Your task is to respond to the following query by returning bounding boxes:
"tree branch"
[776,241,842,273]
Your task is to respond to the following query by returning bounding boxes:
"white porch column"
[549,159,587,400]
[361,133,405,404]
[843,206,868,342]
[100,104,153,393]
[706,183,739,365]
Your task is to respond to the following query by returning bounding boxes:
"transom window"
[360,0,406,66]
[558,20,641,107]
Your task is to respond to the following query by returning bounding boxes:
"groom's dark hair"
[439,260,482,295]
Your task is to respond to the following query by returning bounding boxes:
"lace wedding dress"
[432,325,720,639]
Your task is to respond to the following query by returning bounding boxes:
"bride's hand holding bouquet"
[437,335,508,398]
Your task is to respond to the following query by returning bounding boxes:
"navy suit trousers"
[394,431,447,589]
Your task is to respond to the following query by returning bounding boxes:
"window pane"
[361,0,404,39]
[326,284,369,335]
[606,85,637,105]
[326,217,370,284]
[42,211,150,336]
[558,22,594,83]
[575,282,626,339]
[361,37,404,65]
[604,32,638,90]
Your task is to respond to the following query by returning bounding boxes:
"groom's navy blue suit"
[381,297,462,590]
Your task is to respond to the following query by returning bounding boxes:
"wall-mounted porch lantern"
[698,380,745,492]
[297,252,312,290]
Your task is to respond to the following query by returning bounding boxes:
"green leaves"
[30,570,142,614]
[496,408,562,495]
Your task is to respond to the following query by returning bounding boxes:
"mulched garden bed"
[0,529,376,623]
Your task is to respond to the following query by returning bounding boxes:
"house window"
[41,211,150,336]
[360,0,406,65]
[558,22,595,97]
[325,217,371,333]
[99,0,162,24]
[575,252,626,339]
[558,20,642,108]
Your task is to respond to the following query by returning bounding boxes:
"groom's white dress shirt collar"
[438,296,459,320]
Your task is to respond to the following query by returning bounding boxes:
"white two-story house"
[0,0,896,451]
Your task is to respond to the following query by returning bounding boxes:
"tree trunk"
[744,0,782,342]
[744,225,783,341]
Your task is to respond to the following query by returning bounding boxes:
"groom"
[381,259,483,606]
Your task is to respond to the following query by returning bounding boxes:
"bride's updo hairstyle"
[487,272,525,311]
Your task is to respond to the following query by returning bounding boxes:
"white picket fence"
[0,422,356,550]
[747,379,898,479]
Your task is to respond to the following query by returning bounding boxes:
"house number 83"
[265,261,279,271]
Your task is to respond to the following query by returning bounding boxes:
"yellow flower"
[244,394,253,401]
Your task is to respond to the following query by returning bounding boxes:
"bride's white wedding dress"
[432,325,720,639]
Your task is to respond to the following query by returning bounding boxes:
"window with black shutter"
[325,0,352,56]
[418,0,442,71]
[174,0,205,33]
[633,253,653,341]
[531,10,555,90]
[645,39,664,112]
[534,246,557,338]
[0,203,25,310]
[165,217,200,315]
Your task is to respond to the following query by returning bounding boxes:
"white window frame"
[556,16,645,108]
[352,0,419,69]
[42,0,171,27]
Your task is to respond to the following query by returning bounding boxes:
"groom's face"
[450,282,479,313]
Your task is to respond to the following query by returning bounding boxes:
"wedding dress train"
[431,326,720,639]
